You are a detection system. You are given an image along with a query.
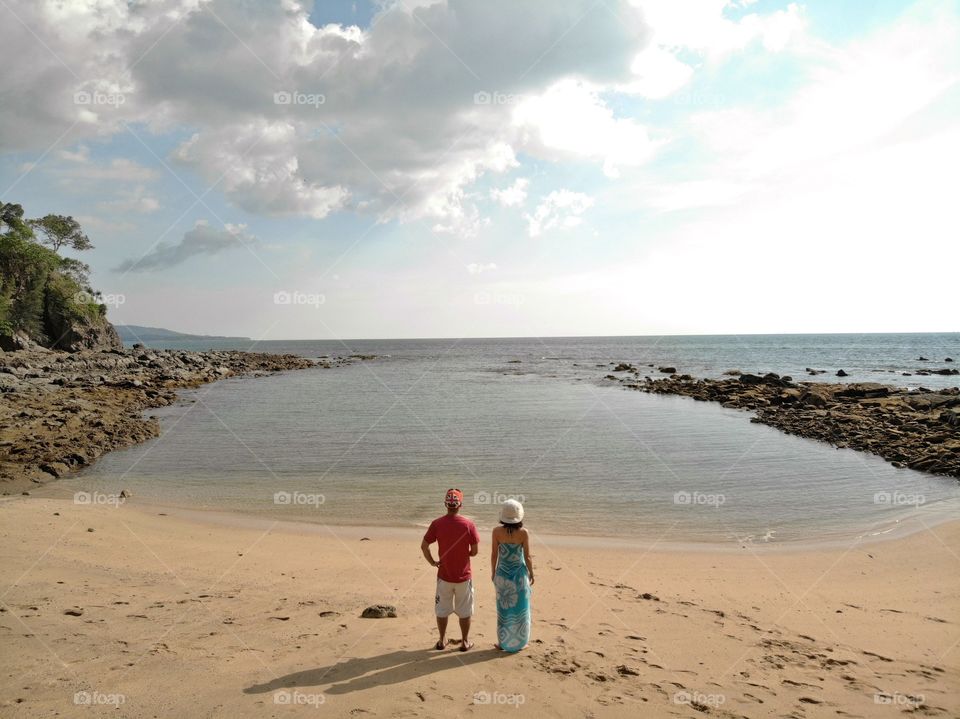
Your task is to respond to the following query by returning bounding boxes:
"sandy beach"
[0,497,956,718]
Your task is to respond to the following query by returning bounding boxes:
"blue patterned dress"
[495,542,531,652]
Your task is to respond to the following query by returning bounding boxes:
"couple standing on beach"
[420,489,534,652]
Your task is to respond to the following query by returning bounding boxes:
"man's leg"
[435,580,453,649]
[458,580,474,650]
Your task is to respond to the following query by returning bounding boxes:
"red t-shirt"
[424,513,480,583]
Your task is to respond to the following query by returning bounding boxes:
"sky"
[0,0,957,340]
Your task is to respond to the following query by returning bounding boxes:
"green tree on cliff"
[0,203,103,347]
[28,214,93,253]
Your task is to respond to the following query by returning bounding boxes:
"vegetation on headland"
[0,202,119,351]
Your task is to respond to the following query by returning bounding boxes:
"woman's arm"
[490,528,500,580]
[522,529,534,585]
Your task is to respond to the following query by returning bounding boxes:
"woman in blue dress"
[490,499,533,652]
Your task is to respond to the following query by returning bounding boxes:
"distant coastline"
[115,324,250,343]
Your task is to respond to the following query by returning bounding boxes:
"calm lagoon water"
[44,334,960,544]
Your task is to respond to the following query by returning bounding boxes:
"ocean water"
[44,334,960,544]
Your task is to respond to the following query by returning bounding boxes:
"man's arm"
[420,538,438,567]
[469,542,479,557]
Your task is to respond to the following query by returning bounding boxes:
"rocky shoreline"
[605,365,960,479]
[0,346,365,493]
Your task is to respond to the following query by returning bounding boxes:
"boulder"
[361,604,397,618]
[836,383,890,399]
[46,315,123,353]
[658,366,677,374]
[836,369,848,377]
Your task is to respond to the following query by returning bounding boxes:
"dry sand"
[0,497,957,718]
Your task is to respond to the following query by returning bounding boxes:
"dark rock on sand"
[836,369,848,377]
[361,605,397,618]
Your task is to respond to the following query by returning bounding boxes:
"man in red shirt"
[421,488,480,651]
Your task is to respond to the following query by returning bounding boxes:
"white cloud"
[631,0,805,59]
[526,190,594,237]
[97,185,161,214]
[621,45,694,98]
[0,0,649,229]
[514,79,660,178]
[490,178,529,208]
[52,157,160,184]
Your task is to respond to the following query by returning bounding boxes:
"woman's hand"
[529,574,535,586]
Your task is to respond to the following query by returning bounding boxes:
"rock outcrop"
[605,369,960,478]
[0,347,363,491]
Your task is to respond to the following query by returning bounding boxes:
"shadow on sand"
[244,646,504,696]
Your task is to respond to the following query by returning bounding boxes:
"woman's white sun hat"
[499,499,524,524]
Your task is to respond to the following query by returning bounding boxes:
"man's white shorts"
[435,578,474,618]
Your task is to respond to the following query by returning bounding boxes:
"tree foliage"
[0,203,102,343]
[28,214,93,253]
